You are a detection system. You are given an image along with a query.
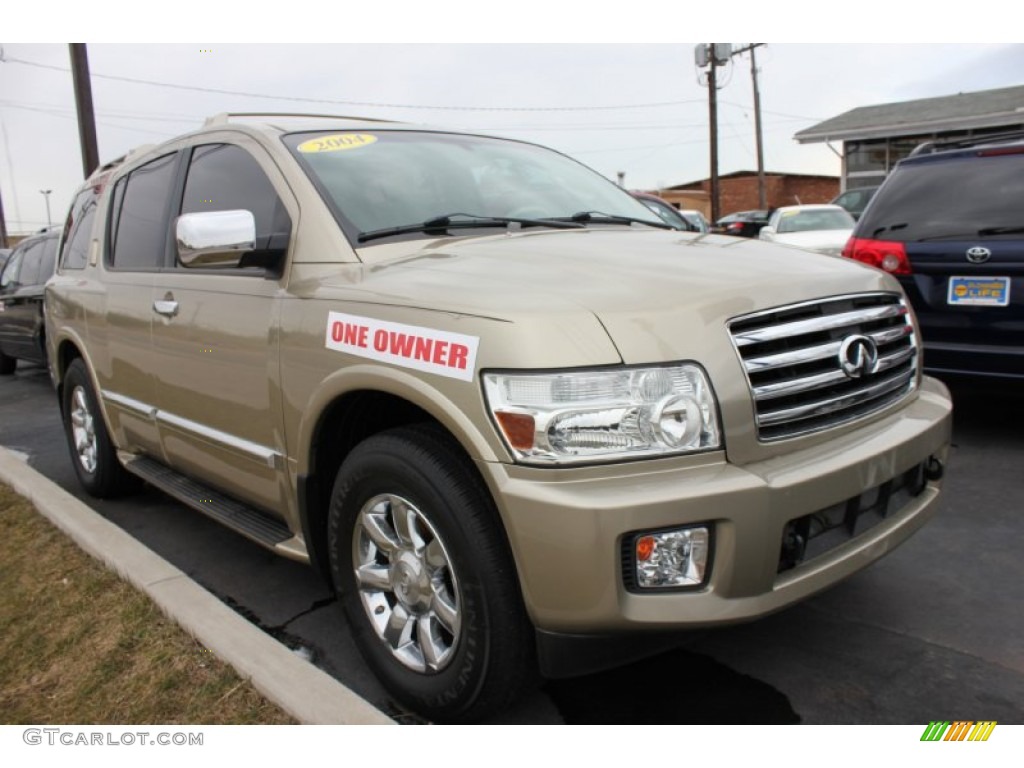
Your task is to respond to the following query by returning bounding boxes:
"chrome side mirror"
[176,210,256,268]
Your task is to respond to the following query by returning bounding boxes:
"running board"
[123,455,293,548]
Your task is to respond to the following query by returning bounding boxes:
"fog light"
[633,526,710,589]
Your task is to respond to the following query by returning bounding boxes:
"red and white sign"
[325,311,480,382]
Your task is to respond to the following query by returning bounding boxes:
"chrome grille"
[729,293,918,441]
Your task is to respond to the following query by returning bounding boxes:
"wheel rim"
[352,493,461,673]
[69,385,98,474]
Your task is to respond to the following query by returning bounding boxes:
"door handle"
[153,296,179,318]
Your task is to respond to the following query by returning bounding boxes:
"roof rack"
[908,128,1024,157]
[203,112,401,128]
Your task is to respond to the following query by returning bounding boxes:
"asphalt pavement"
[1,362,1022,724]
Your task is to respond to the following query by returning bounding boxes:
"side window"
[0,249,24,291]
[180,143,291,259]
[61,189,98,270]
[109,152,178,270]
[38,237,59,283]
[17,242,44,287]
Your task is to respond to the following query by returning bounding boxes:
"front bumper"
[479,376,952,634]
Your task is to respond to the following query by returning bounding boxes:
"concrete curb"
[0,446,395,725]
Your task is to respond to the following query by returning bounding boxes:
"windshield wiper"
[871,223,908,238]
[558,210,673,230]
[977,226,1024,236]
[915,227,1024,241]
[357,213,584,243]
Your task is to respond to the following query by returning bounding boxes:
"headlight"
[483,364,721,465]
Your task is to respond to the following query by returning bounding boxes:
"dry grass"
[0,482,296,724]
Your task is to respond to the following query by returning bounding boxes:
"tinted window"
[38,237,59,283]
[110,153,178,269]
[180,144,291,254]
[17,238,58,287]
[0,249,23,290]
[22,242,44,286]
[14,241,43,286]
[858,152,1024,242]
[61,189,99,270]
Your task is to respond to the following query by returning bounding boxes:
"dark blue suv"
[843,134,1024,380]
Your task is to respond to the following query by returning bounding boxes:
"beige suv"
[46,114,953,722]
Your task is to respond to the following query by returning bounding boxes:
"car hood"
[314,228,898,365]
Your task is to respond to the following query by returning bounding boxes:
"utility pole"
[695,44,731,223]
[709,58,720,223]
[0,187,8,248]
[69,44,100,178]
[732,44,767,209]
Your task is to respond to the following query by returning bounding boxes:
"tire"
[328,424,536,723]
[61,359,139,498]
[0,350,15,375]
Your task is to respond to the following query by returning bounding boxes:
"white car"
[758,204,855,256]
[679,209,710,233]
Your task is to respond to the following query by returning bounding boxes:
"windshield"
[284,130,663,242]
[776,209,855,234]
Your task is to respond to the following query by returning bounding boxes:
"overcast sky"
[2,38,1023,233]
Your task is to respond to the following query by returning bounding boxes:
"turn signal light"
[494,412,536,451]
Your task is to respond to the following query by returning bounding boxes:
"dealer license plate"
[947,276,1010,307]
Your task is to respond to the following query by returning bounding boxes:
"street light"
[40,189,53,230]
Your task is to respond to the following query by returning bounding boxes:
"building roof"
[668,170,838,189]
[795,85,1024,144]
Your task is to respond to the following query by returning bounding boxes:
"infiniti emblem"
[966,246,991,264]
[839,335,879,379]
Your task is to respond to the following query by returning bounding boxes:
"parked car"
[0,229,61,374]
[631,192,700,232]
[714,209,770,238]
[844,133,1024,380]
[47,113,951,722]
[759,204,856,256]
[831,185,879,221]
[679,209,710,233]
[0,248,11,273]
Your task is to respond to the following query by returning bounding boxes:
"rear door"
[0,236,57,362]
[96,151,181,455]
[0,246,26,356]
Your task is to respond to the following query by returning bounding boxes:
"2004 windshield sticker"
[298,134,378,153]
[325,312,479,382]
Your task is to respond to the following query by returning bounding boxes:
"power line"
[570,137,709,154]
[0,99,203,124]
[0,102,180,138]
[4,55,708,114]
[720,99,822,122]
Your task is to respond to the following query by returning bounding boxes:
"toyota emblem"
[966,246,991,264]
[839,335,879,379]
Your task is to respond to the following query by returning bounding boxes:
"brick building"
[664,171,839,220]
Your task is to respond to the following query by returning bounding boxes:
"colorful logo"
[920,721,997,742]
